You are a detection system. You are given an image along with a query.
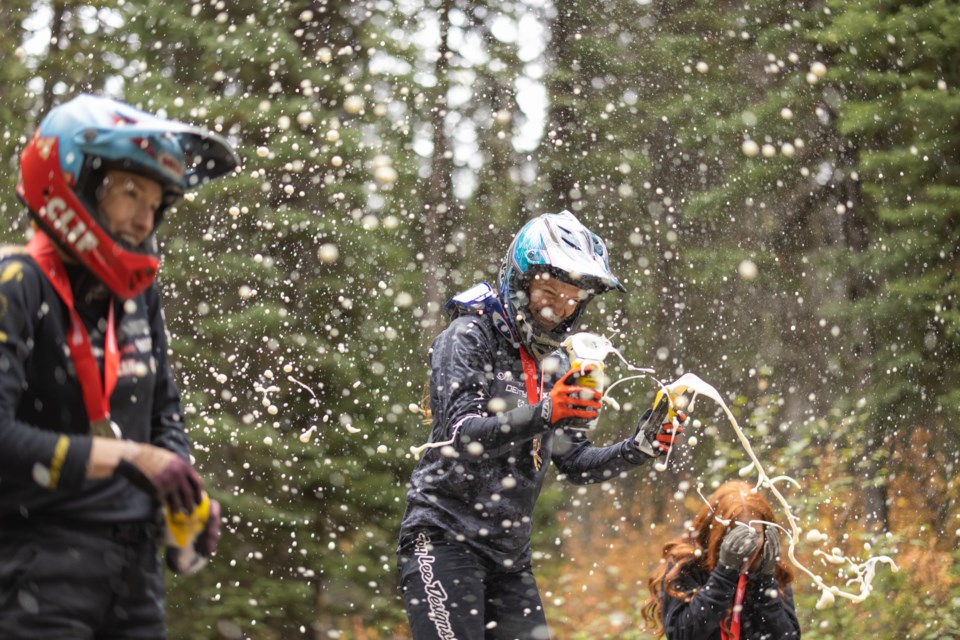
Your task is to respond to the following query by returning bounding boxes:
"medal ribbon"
[721,573,749,640]
[519,347,545,470]
[518,347,542,403]
[27,234,119,432]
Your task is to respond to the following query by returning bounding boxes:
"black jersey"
[399,312,652,568]
[661,563,801,639]
[0,251,191,523]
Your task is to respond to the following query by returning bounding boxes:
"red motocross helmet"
[17,94,240,299]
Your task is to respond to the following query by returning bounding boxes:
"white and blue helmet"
[498,210,625,358]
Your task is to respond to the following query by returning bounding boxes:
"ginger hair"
[640,481,795,636]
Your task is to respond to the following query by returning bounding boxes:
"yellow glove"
[634,390,685,457]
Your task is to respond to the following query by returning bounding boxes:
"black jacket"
[0,252,191,524]
[399,312,653,568]
[662,563,801,640]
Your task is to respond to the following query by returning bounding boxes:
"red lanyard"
[27,233,119,435]
[722,573,749,640]
[519,347,546,470]
[518,347,542,403]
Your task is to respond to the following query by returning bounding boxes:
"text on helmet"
[39,197,100,254]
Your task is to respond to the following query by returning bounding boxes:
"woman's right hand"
[541,366,602,427]
[718,525,762,572]
[760,527,781,575]
[90,438,203,513]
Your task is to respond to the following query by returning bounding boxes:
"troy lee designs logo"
[414,533,456,639]
[39,197,99,254]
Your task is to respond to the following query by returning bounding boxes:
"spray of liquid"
[666,373,895,606]
[586,336,899,608]
[404,329,899,606]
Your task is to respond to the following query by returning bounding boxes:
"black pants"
[398,530,549,640]
[0,520,166,639]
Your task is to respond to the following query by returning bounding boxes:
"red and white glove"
[633,396,685,458]
[653,411,685,456]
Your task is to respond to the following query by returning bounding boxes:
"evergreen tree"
[2,0,957,635]
[412,0,531,340]
[0,0,35,238]
[115,0,421,635]
[1,1,128,240]
[814,0,960,533]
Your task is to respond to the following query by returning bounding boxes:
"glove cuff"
[626,435,657,461]
[539,397,553,424]
[115,458,155,497]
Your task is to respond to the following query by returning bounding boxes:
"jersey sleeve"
[429,317,549,456]
[0,256,92,491]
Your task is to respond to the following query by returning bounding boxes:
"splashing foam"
[404,329,898,606]
[655,372,898,606]
[588,332,898,606]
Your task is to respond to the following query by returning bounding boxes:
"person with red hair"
[642,481,801,639]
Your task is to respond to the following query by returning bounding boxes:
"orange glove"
[541,365,603,427]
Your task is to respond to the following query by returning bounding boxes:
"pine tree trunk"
[420,0,455,350]
[838,134,890,532]
[544,0,576,211]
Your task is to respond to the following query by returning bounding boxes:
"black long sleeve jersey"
[0,251,191,524]
[399,312,653,568]
[661,563,802,640]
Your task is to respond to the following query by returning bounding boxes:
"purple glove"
[196,499,222,557]
[117,448,203,513]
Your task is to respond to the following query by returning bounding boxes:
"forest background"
[1,0,958,638]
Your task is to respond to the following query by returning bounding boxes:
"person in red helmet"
[0,94,239,638]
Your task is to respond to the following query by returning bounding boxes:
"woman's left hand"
[760,527,781,576]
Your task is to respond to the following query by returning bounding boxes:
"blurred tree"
[0,0,34,235]
[812,0,960,533]
[113,0,422,636]
[415,0,531,341]
[0,1,128,239]
[417,0,456,340]
[1,0,957,637]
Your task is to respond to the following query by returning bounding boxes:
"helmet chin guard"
[19,135,160,298]
[16,94,240,299]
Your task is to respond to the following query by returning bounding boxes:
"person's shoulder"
[438,311,498,336]
[448,313,488,330]
[139,281,162,303]
[133,282,167,322]
[433,313,498,352]
[0,246,43,287]
[666,559,710,589]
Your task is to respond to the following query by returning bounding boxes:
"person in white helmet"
[398,210,684,639]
